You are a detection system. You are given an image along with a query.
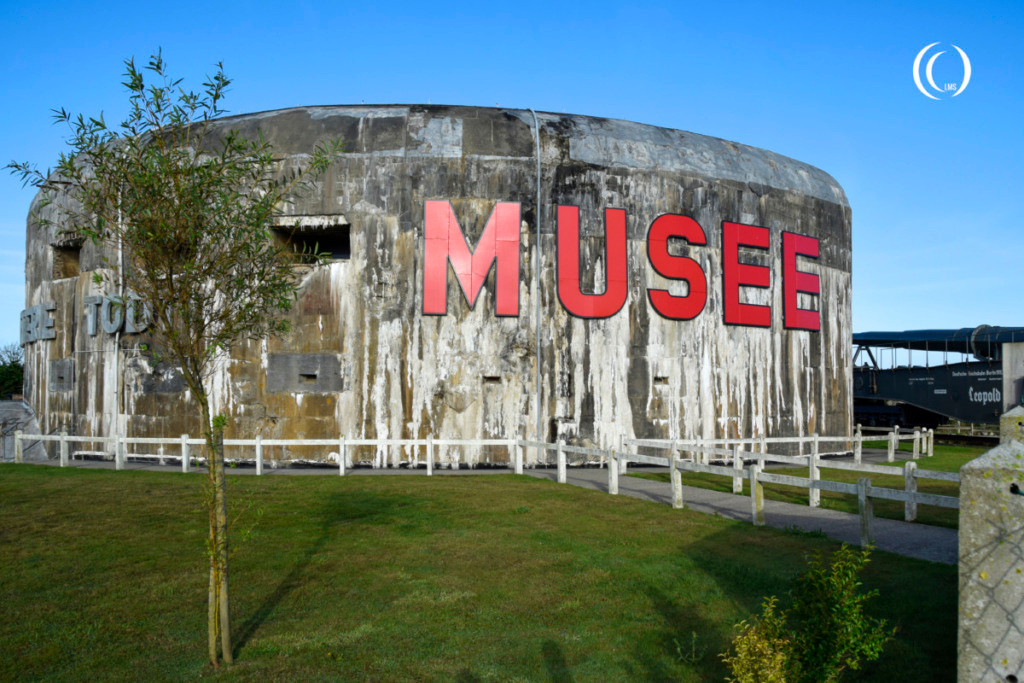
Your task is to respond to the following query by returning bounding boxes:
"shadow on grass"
[542,639,574,683]
[630,526,957,682]
[232,490,411,658]
[631,586,727,680]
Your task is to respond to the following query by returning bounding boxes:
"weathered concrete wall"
[959,421,1024,681]
[22,105,852,465]
[0,401,46,462]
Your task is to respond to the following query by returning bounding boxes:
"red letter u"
[557,206,627,318]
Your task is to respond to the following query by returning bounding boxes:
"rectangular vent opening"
[299,372,319,384]
[482,375,502,384]
[653,376,670,386]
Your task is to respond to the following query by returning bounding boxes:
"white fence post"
[14,430,23,463]
[339,436,346,476]
[854,424,863,464]
[749,464,765,526]
[59,430,68,467]
[904,461,918,522]
[887,429,896,462]
[557,441,566,484]
[670,445,683,509]
[809,434,820,508]
[758,436,766,470]
[514,438,523,475]
[858,477,874,548]
[181,434,190,473]
[426,435,433,477]
[255,435,263,476]
[732,445,743,494]
[618,436,628,475]
[609,449,619,495]
[928,428,935,457]
[115,434,125,470]
[913,429,921,459]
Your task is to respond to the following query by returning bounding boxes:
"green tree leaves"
[0,344,23,398]
[8,51,341,668]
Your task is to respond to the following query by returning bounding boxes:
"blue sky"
[2,0,1021,348]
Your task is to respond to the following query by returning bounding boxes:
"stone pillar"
[958,436,1024,681]
[1000,405,1024,443]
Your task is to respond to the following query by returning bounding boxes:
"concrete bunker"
[20,105,853,466]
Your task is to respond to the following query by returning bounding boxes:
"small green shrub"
[720,597,796,682]
[673,631,708,665]
[720,545,895,683]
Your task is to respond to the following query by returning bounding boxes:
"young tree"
[0,343,24,398]
[8,52,339,667]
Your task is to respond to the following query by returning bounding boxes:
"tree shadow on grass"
[232,490,409,658]
[628,585,728,680]
[455,641,574,683]
[620,526,816,681]
[542,639,574,683]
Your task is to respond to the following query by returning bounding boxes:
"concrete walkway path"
[524,467,957,565]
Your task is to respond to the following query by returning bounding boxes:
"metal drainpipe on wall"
[529,109,542,460]
[115,203,124,450]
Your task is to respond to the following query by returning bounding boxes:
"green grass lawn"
[0,464,956,680]
[631,443,983,529]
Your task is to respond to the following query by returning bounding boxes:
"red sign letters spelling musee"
[422,200,821,331]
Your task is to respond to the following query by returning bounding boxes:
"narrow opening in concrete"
[299,372,318,384]
[482,376,501,384]
[53,244,81,279]
[273,218,351,263]
[653,376,669,385]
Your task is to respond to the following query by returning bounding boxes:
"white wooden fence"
[617,430,956,547]
[9,431,526,475]
[10,425,953,547]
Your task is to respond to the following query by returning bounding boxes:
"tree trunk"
[208,547,218,665]
[213,425,233,664]
[199,397,233,667]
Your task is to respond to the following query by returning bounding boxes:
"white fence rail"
[10,424,954,548]
[611,432,957,546]
[10,430,524,476]
[628,423,935,464]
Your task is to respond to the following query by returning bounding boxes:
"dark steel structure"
[853,326,1024,426]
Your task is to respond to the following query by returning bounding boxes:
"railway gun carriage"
[853,326,1024,428]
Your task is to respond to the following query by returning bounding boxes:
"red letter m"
[422,200,521,316]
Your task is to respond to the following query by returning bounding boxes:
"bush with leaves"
[721,545,895,683]
[720,596,797,682]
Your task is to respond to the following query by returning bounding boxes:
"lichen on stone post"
[958,430,1024,681]
[1000,405,1024,444]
